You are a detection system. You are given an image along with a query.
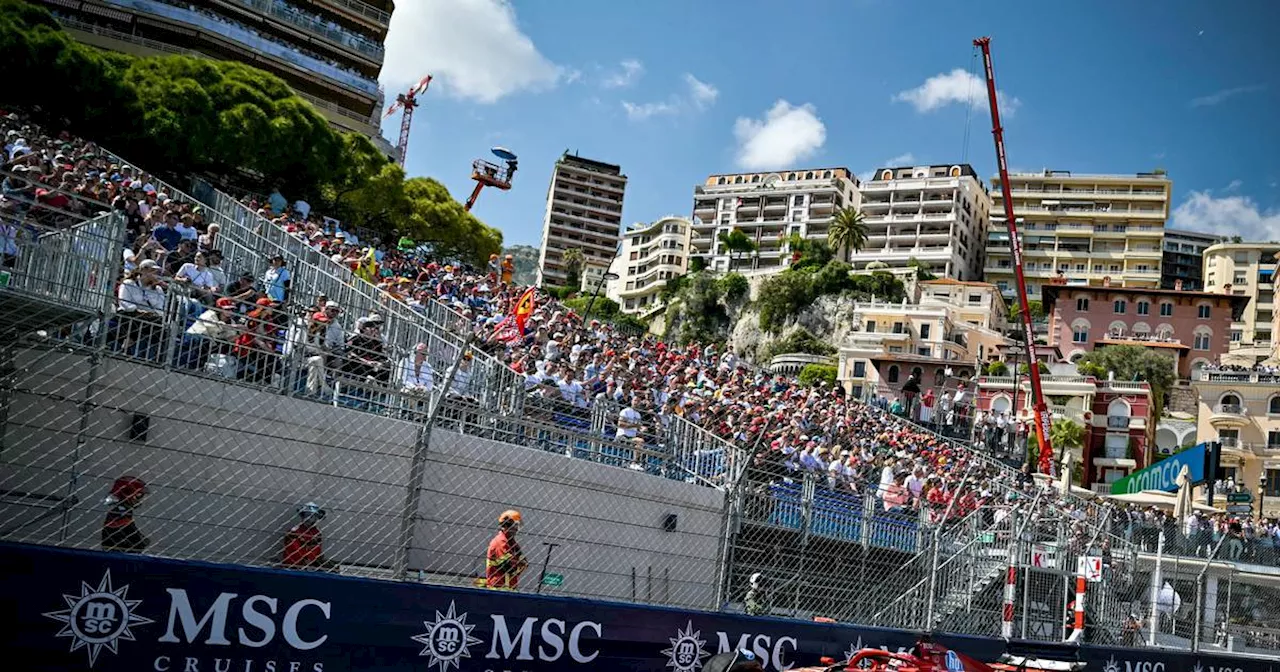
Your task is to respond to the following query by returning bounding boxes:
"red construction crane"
[974,36,1055,475]
[384,74,432,168]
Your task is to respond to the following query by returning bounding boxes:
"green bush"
[757,271,815,333]
[812,260,855,295]
[543,285,577,300]
[798,364,838,388]
[719,272,749,302]
[563,295,619,319]
[765,327,837,359]
[983,360,1010,376]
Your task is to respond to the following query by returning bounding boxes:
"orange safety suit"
[486,531,527,590]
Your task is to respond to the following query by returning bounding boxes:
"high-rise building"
[984,170,1172,301]
[1161,229,1221,290]
[855,163,991,281]
[606,216,692,316]
[690,168,859,274]
[38,0,393,148]
[1202,241,1280,359]
[536,152,627,287]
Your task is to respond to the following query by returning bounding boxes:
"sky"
[377,0,1280,248]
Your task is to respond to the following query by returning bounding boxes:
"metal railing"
[2,211,125,319]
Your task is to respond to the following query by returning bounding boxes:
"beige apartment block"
[1202,242,1280,363]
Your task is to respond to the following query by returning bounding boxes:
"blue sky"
[378,0,1280,248]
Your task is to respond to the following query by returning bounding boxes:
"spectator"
[180,297,238,370]
[262,254,291,304]
[116,260,167,358]
[304,302,345,396]
[401,342,435,394]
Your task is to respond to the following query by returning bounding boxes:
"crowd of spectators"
[1111,504,1280,567]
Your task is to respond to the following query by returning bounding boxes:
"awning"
[1105,490,1218,512]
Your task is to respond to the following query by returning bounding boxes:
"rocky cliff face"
[730,293,860,363]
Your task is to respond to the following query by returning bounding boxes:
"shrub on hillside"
[798,364,838,388]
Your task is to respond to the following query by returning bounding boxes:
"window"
[1269,430,1280,446]
[920,324,932,339]
[1076,297,1089,311]
[1267,469,1280,497]
[893,322,905,334]
[1194,333,1211,350]
[887,365,900,383]
[865,320,877,333]
[1113,300,1127,314]
[853,361,866,377]
[968,294,982,305]
[1073,327,1088,343]
[1198,305,1211,319]
[1137,301,1150,315]
[1231,331,1242,342]
[1159,302,1173,317]
[918,347,932,357]
[1270,396,1280,414]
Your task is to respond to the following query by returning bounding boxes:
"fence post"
[1147,530,1164,646]
[394,337,473,578]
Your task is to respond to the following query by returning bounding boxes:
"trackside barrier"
[1,542,1267,672]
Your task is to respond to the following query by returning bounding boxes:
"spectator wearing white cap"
[401,342,435,394]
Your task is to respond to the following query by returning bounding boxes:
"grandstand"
[1,109,1275,660]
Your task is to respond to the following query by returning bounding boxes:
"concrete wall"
[0,348,723,609]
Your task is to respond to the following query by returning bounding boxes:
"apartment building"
[1202,242,1280,361]
[975,374,1153,489]
[838,279,1009,400]
[536,153,627,287]
[985,170,1172,300]
[855,163,991,281]
[1192,369,1280,518]
[690,168,859,274]
[39,0,394,146]
[607,217,692,316]
[1162,229,1221,291]
[1040,280,1249,378]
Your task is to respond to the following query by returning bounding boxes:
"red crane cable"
[974,36,1055,475]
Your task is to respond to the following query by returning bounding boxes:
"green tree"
[984,361,1010,376]
[1076,345,1175,421]
[718,229,757,270]
[1009,299,1045,322]
[718,272,749,302]
[401,178,502,266]
[907,257,936,281]
[561,248,585,289]
[564,295,620,319]
[828,207,869,262]
[798,364,838,388]
[667,272,731,344]
[757,271,815,333]
[1050,418,1085,454]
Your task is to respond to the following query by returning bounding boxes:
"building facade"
[536,153,627,287]
[1202,241,1280,363]
[607,216,692,316]
[838,279,1009,401]
[690,168,859,274]
[855,163,991,281]
[39,0,393,144]
[1161,229,1220,291]
[985,170,1172,301]
[974,375,1152,489]
[1191,368,1280,519]
[1040,281,1249,378]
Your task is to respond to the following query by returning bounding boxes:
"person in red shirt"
[486,509,528,590]
[283,502,335,570]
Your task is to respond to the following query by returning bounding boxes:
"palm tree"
[718,229,756,270]
[828,206,868,262]
[562,248,585,288]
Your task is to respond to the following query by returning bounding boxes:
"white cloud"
[1189,84,1265,108]
[602,59,645,88]
[621,72,718,122]
[893,68,1020,115]
[684,73,719,109]
[622,100,679,121]
[885,153,916,166]
[1171,190,1280,240]
[733,100,826,169]
[381,0,563,104]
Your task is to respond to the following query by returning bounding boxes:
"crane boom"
[973,36,1055,475]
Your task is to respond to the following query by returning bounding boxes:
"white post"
[1147,530,1164,646]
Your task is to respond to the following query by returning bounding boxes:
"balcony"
[1196,369,1280,384]
[1209,404,1249,429]
[317,0,391,29]
[226,0,386,62]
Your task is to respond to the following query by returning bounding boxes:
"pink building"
[1040,280,1249,378]
[974,374,1153,488]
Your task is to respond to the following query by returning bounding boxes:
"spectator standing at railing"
[235,298,281,384]
[262,254,291,304]
[304,302,345,396]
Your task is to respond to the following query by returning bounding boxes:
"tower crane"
[384,74,432,168]
[974,36,1055,475]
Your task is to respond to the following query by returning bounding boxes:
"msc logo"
[411,601,482,672]
[43,570,154,667]
[662,621,710,672]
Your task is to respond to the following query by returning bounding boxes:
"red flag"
[512,287,535,335]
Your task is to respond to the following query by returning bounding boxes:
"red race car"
[792,639,994,672]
